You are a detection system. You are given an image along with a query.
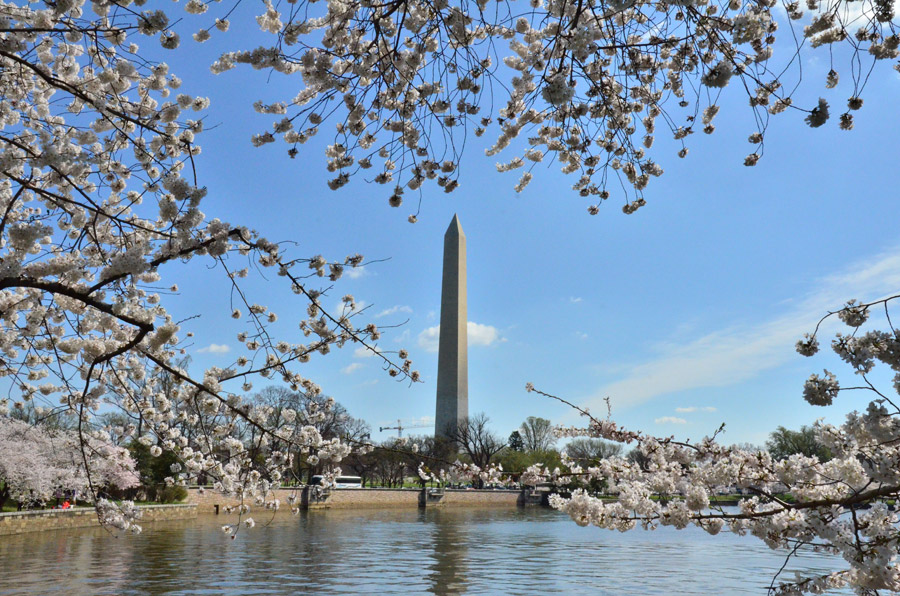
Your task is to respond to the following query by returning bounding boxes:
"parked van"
[309,475,363,488]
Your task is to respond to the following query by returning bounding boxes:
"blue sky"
[150,8,900,447]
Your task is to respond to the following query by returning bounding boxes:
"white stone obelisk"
[435,215,468,440]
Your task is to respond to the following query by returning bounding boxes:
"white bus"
[309,475,363,488]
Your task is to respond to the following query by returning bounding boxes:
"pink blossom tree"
[0,416,139,509]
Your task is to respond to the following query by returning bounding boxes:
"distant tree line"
[3,369,832,509]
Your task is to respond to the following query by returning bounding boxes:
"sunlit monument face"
[435,215,468,441]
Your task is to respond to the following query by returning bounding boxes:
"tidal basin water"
[0,507,850,595]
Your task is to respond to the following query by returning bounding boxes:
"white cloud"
[198,343,230,354]
[393,329,411,344]
[417,321,504,353]
[353,346,375,358]
[655,416,687,425]
[376,305,413,318]
[570,297,584,303]
[344,266,368,280]
[675,406,717,413]
[341,362,363,374]
[469,322,503,347]
[418,327,440,352]
[582,247,900,412]
[575,331,589,340]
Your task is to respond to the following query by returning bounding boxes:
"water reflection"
[426,509,469,594]
[0,508,851,595]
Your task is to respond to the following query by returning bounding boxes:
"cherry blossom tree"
[522,297,900,595]
[0,0,418,533]
[0,416,138,509]
[1,0,899,590]
[230,0,897,213]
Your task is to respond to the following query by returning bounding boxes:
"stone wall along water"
[187,487,423,513]
[0,504,197,536]
[436,488,522,507]
[186,487,524,513]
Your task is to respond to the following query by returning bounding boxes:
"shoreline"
[187,486,525,513]
[0,503,197,536]
[0,489,757,535]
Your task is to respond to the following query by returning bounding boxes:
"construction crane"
[379,418,431,438]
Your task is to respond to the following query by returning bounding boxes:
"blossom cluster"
[0,417,139,505]
[0,0,419,531]
[519,296,900,594]
[218,0,898,212]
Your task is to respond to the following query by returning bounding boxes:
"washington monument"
[435,215,468,440]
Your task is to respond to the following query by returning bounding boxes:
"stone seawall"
[439,489,522,507]
[0,504,197,536]
[188,486,306,514]
[0,489,525,534]
[306,487,423,510]
[186,487,524,512]
[187,487,423,513]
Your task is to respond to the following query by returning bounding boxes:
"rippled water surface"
[0,507,849,595]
